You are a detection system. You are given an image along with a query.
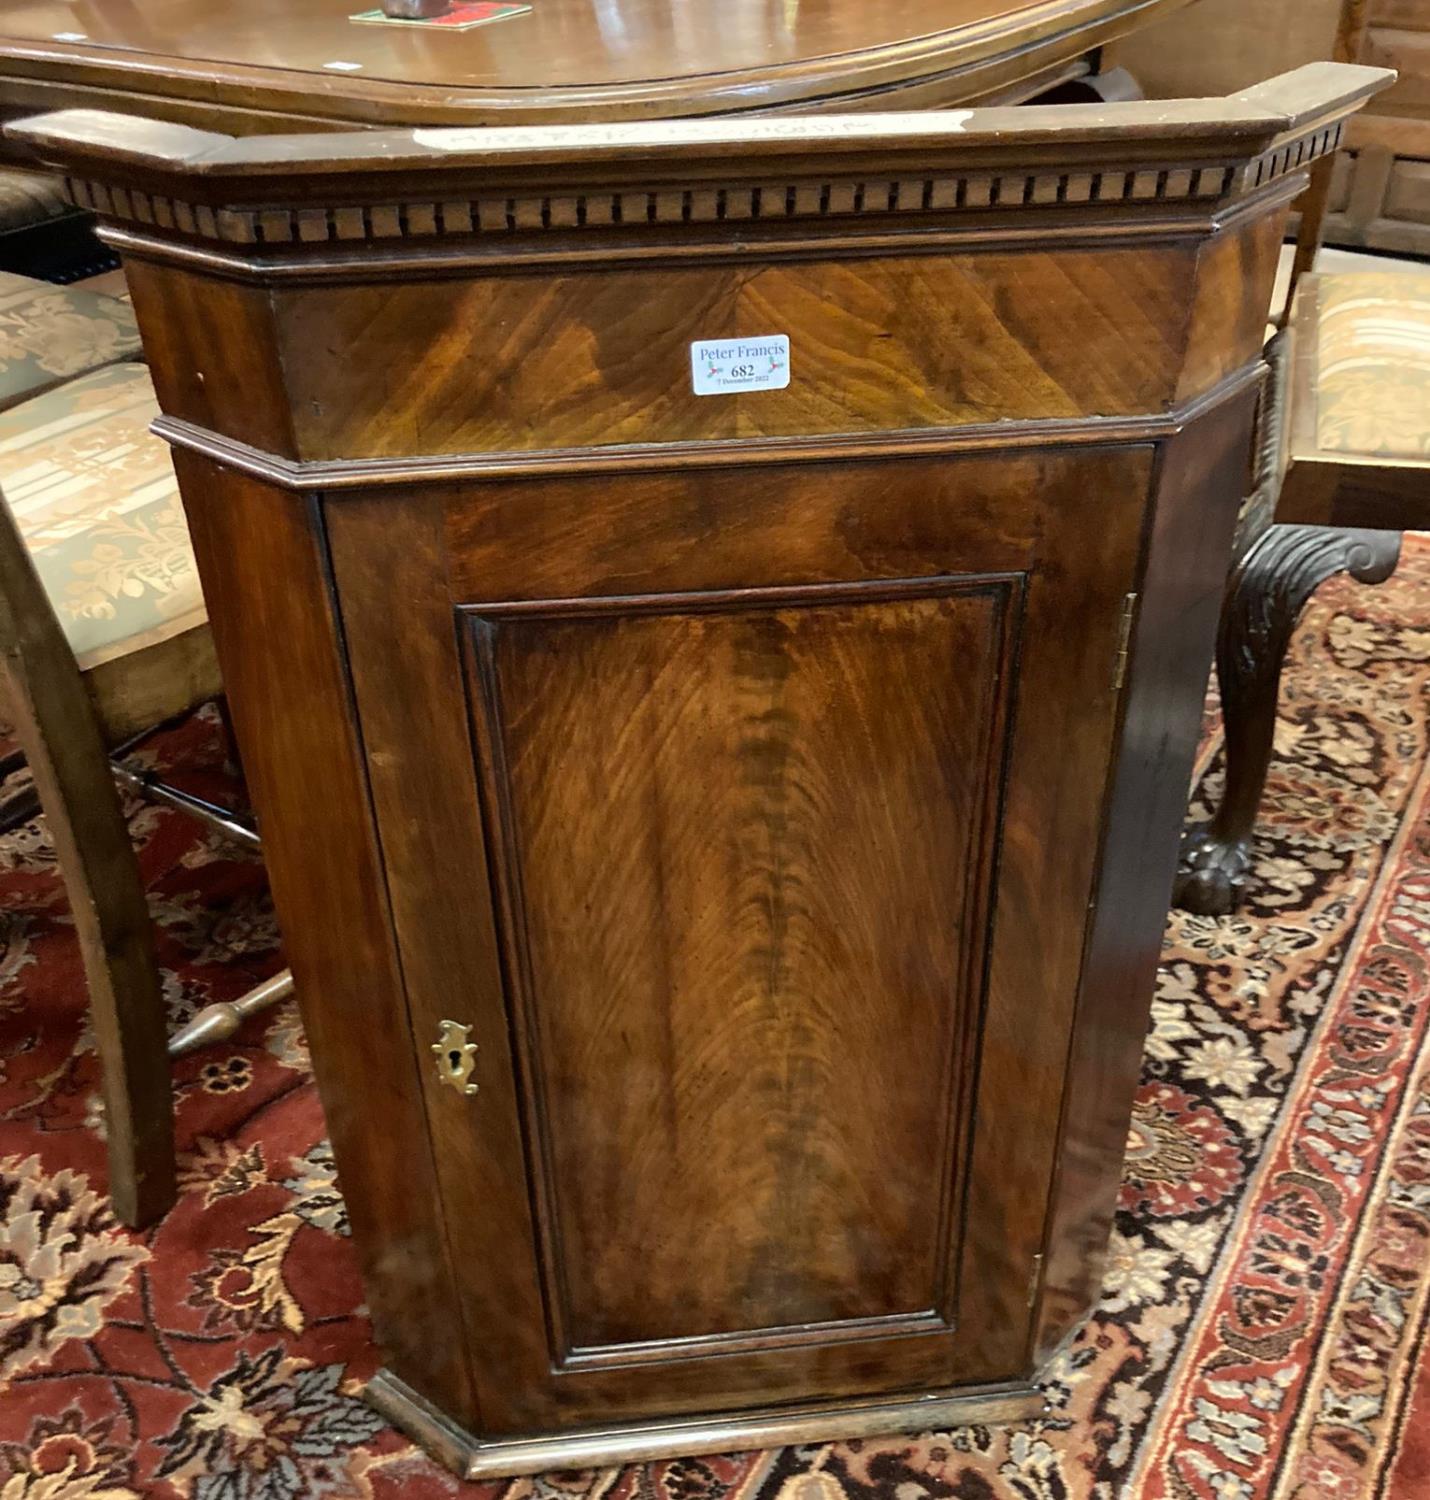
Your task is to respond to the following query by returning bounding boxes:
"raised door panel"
[465,580,1015,1361]
[1386,155,1430,220]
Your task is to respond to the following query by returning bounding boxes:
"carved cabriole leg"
[1173,523,1402,916]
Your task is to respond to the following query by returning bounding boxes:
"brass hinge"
[1112,592,1139,693]
[1027,1253,1044,1309]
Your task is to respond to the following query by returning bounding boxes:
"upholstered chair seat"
[1313,270,1430,461]
[0,269,141,412]
[0,360,215,739]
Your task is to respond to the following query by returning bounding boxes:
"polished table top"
[0,0,1194,130]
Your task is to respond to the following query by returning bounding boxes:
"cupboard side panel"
[1176,209,1290,404]
[1035,389,1258,1360]
[949,444,1155,1374]
[172,454,478,1428]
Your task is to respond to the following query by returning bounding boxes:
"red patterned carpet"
[3,538,1430,1500]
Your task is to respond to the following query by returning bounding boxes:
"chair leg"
[1173,524,1402,916]
[0,510,176,1227]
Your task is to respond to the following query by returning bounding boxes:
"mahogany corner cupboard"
[9,63,1390,1478]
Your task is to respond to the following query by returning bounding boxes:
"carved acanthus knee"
[1172,524,1402,916]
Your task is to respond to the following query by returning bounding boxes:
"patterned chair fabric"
[0,361,203,669]
[1315,270,1430,460]
[0,167,72,233]
[0,270,142,414]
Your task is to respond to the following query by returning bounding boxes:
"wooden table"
[0,0,1194,138]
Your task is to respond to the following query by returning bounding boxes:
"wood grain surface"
[325,438,1152,1430]
[9,65,1390,1472]
[471,585,1010,1353]
[173,457,480,1431]
[0,0,1196,136]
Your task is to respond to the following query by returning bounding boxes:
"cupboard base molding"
[364,1369,1048,1480]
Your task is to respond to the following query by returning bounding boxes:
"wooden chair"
[1172,5,1425,916]
[0,315,291,1228]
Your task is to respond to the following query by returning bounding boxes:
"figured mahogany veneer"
[7,62,1391,1477]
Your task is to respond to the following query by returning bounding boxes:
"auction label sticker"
[691,336,790,396]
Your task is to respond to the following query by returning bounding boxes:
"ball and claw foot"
[1172,824,1250,917]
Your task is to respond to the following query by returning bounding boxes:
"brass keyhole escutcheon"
[433,1020,479,1096]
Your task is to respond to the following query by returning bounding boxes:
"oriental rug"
[3,538,1430,1500]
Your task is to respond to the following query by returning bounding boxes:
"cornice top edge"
[6,63,1393,189]
[4,63,1389,255]
[58,121,1334,254]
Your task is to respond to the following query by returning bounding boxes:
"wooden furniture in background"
[0,474,173,1228]
[0,0,1192,141]
[10,62,1389,1474]
[1320,0,1430,253]
[1170,330,1399,912]
[1109,0,1347,96]
[1277,271,1430,532]
[0,311,293,1226]
[1173,269,1429,913]
[1112,0,1430,253]
[1171,0,1427,915]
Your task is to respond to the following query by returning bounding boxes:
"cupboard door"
[466,579,1016,1358]
[330,444,1153,1431]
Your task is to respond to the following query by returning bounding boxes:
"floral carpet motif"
[3,540,1430,1499]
